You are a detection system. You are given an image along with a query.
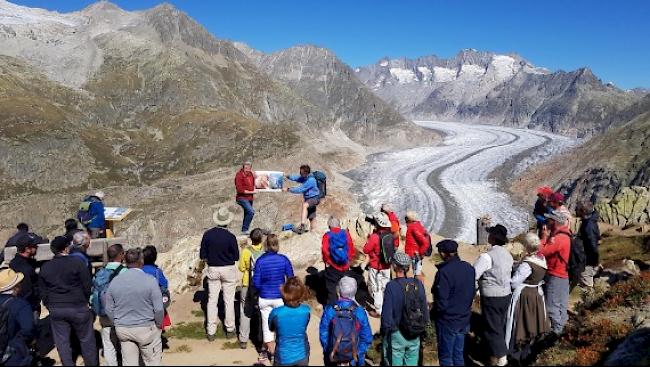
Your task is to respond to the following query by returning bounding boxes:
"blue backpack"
[328,230,350,266]
[91,265,124,317]
[328,304,359,364]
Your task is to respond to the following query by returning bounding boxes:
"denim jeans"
[436,321,469,366]
[237,199,255,232]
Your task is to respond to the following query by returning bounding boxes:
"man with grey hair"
[106,248,164,366]
[235,161,256,235]
[70,231,92,273]
[576,200,601,287]
[321,216,355,305]
[319,276,373,365]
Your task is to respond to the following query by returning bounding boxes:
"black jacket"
[38,255,92,308]
[9,255,40,312]
[199,227,240,267]
[579,211,601,266]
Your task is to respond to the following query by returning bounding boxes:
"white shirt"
[473,253,492,280]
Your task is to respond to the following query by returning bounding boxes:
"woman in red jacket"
[540,211,571,336]
[405,210,430,282]
[235,161,256,235]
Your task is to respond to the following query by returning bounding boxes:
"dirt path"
[162,238,481,365]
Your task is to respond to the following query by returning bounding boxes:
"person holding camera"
[363,212,396,318]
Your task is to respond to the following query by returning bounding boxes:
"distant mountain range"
[356,50,646,137]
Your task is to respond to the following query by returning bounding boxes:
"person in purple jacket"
[253,234,294,363]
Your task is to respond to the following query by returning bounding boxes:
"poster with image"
[254,171,284,192]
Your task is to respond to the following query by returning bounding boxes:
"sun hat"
[0,268,24,293]
[536,186,554,198]
[370,212,391,228]
[544,211,568,225]
[94,191,106,199]
[213,206,234,226]
[486,224,509,243]
[405,210,419,222]
[392,251,411,267]
[549,192,565,203]
[436,239,459,253]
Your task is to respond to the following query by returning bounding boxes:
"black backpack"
[0,298,14,365]
[378,231,395,265]
[313,171,327,199]
[564,232,586,282]
[399,279,427,340]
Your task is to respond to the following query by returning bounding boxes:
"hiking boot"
[239,341,247,349]
[225,331,235,339]
[206,334,216,342]
[258,351,269,363]
[292,224,309,235]
[241,230,250,236]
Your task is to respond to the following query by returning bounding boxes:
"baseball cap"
[436,239,458,253]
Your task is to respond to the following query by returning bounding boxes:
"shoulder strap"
[108,265,125,282]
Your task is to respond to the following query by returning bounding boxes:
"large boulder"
[596,186,650,227]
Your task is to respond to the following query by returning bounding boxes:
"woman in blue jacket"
[319,276,373,366]
[253,234,294,362]
[268,277,311,366]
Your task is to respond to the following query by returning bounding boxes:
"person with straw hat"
[200,206,240,341]
[363,212,396,318]
[0,268,36,366]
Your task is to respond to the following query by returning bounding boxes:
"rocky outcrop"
[596,187,650,228]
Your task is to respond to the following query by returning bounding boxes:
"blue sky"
[11,0,650,89]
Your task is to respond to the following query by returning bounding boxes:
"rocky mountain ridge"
[356,49,645,137]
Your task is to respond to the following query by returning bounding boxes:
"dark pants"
[436,321,468,366]
[324,266,347,305]
[306,198,319,220]
[49,306,98,366]
[481,295,511,358]
[237,199,255,232]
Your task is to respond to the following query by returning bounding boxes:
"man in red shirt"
[321,216,356,305]
[363,212,396,318]
[234,161,256,235]
[540,211,571,335]
[381,203,401,248]
[404,210,430,282]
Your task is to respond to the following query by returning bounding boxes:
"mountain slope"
[236,43,425,145]
[511,95,650,204]
[356,50,643,137]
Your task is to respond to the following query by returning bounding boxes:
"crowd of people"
[0,161,603,367]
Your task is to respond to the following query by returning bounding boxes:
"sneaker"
[258,351,268,362]
[206,334,216,342]
[239,341,247,349]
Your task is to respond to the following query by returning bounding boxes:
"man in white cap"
[540,211,572,336]
[362,212,396,318]
[199,206,240,340]
[77,191,106,238]
[0,268,35,366]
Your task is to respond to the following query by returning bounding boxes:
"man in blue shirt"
[432,240,476,366]
[283,164,320,234]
